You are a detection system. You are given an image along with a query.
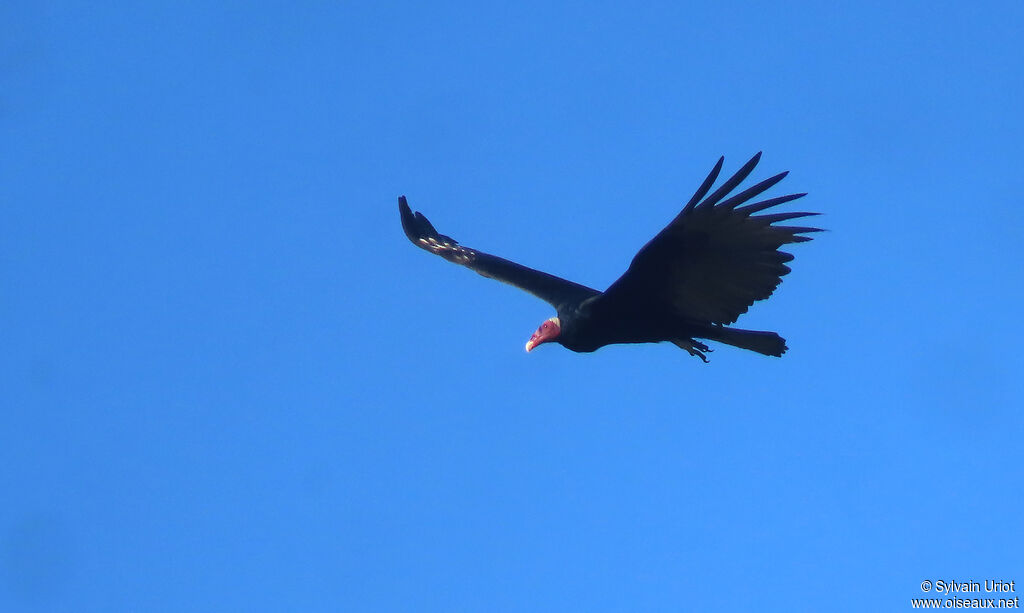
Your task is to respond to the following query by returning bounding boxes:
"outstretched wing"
[598,153,821,325]
[399,196,599,308]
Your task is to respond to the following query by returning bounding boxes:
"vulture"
[399,153,820,361]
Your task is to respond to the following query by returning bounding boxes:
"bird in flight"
[399,153,820,361]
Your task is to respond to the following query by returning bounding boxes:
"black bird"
[399,153,820,361]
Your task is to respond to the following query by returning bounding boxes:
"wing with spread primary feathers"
[597,153,821,325]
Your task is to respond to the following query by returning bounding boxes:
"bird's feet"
[672,339,712,363]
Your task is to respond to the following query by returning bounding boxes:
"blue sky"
[2,2,1022,611]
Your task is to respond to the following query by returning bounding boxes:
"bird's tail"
[701,326,788,357]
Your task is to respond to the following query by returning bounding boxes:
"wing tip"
[398,195,426,244]
[695,152,765,211]
[683,156,727,214]
[398,195,413,219]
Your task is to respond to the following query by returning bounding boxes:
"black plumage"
[399,153,820,361]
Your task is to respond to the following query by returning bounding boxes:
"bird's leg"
[672,339,710,363]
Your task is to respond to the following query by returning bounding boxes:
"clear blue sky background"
[3,2,1022,611]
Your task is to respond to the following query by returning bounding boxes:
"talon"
[672,339,710,362]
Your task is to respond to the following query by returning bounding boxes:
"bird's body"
[400,153,820,361]
[553,299,689,352]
